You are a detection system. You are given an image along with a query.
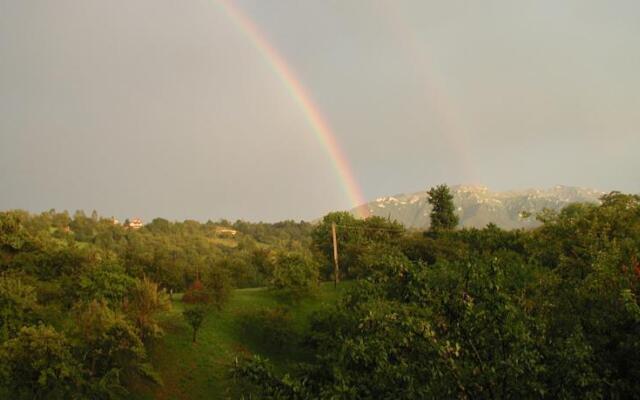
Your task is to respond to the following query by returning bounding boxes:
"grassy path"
[131,282,351,399]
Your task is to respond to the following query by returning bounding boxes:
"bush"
[270,251,319,301]
[183,269,231,310]
[202,268,231,310]
[239,306,296,350]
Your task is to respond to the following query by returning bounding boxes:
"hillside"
[352,185,604,229]
[131,283,351,400]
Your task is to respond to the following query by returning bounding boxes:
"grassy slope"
[131,282,351,400]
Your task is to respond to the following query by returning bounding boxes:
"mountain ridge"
[351,185,605,229]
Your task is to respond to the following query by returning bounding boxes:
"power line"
[332,224,405,233]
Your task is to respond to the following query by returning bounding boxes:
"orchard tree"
[0,275,37,341]
[202,267,231,310]
[427,184,459,231]
[183,306,206,343]
[312,212,363,278]
[270,251,319,301]
[0,325,82,399]
[312,212,405,279]
[182,279,210,304]
[0,211,31,253]
[125,277,170,342]
[77,262,135,306]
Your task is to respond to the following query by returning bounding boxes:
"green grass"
[130,282,352,400]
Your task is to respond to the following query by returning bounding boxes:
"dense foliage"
[237,191,640,399]
[0,210,312,398]
[312,212,405,279]
[3,188,640,399]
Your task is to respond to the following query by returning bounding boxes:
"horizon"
[5,182,618,224]
[1,1,639,221]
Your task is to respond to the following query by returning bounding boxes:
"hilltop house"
[215,227,238,237]
[126,218,143,230]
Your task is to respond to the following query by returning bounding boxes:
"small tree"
[182,279,210,304]
[124,277,170,342]
[73,300,147,382]
[270,251,319,301]
[183,306,206,343]
[311,212,363,279]
[427,184,459,231]
[202,268,231,310]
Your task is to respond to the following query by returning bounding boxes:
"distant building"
[215,227,238,237]
[111,217,120,225]
[126,218,143,229]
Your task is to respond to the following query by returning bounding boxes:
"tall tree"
[427,184,459,231]
[125,277,170,342]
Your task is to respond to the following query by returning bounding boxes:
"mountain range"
[351,185,605,229]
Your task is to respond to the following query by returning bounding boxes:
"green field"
[131,282,351,400]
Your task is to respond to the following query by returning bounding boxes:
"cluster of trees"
[0,217,170,398]
[312,213,405,279]
[237,188,640,399]
[5,185,640,398]
[0,209,315,398]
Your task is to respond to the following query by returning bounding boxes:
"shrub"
[270,251,319,301]
[202,268,231,310]
[239,306,295,350]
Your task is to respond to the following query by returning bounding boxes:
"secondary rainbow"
[218,1,369,217]
[377,4,476,182]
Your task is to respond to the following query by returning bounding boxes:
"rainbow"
[218,1,370,217]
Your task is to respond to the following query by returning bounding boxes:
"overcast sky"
[1,0,639,221]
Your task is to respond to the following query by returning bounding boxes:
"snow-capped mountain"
[351,185,604,229]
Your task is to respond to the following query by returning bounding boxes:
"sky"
[1,0,639,222]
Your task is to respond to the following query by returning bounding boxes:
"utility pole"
[331,222,339,288]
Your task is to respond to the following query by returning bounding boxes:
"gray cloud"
[1,0,638,221]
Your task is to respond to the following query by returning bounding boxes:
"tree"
[77,262,135,306]
[0,274,37,341]
[270,251,319,301]
[0,211,32,253]
[312,212,363,278]
[182,279,210,304]
[202,267,231,310]
[72,300,152,397]
[0,325,82,399]
[311,212,405,279]
[427,184,459,231]
[124,277,170,342]
[183,306,206,343]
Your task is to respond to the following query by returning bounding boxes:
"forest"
[1,186,639,399]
